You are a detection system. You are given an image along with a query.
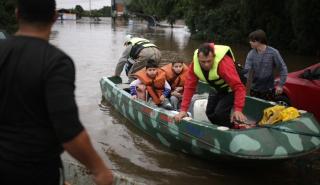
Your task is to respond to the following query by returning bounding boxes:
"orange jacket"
[161,63,188,90]
[134,68,167,105]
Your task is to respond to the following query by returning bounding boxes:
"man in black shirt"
[0,0,113,185]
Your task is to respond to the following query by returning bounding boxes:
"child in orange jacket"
[130,59,173,109]
[161,61,188,110]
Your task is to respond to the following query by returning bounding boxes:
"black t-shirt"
[0,36,84,163]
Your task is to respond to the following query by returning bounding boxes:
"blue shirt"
[244,46,288,91]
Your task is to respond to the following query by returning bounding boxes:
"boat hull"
[100,76,320,160]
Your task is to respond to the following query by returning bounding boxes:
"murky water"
[51,19,319,185]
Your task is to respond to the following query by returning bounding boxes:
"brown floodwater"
[51,18,320,185]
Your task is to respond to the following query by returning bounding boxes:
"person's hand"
[171,91,178,97]
[132,95,137,99]
[275,86,283,95]
[92,168,113,185]
[171,91,176,96]
[175,87,183,92]
[171,91,182,98]
[160,95,165,103]
[174,111,188,122]
[231,111,247,123]
[176,92,182,99]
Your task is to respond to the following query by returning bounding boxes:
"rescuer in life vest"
[114,35,161,82]
[174,43,247,127]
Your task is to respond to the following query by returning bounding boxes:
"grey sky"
[56,0,111,10]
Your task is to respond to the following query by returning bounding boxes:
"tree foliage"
[74,5,85,19]
[0,0,17,33]
[125,0,320,55]
[289,0,320,54]
[125,0,184,26]
[73,5,111,18]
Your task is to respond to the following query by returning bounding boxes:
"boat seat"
[189,94,210,123]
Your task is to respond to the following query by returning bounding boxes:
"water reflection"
[51,19,319,185]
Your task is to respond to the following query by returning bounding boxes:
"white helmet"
[124,34,133,44]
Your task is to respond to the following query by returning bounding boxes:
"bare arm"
[63,130,113,185]
[115,45,132,76]
[45,56,113,185]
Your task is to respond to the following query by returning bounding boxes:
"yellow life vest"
[127,37,157,59]
[193,45,235,92]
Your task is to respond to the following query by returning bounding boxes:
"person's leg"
[250,89,275,101]
[136,84,146,101]
[265,88,275,101]
[138,47,161,64]
[150,47,162,64]
[170,96,179,110]
[213,93,234,127]
[127,61,146,82]
[206,92,234,127]
[205,91,220,122]
[160,98,174,110]
[177,99,182,110]
[128,47,161,82]
[250,89,261,99]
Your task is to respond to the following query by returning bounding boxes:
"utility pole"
[89,0,92,18]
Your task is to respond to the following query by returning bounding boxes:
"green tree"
[100,6,111,17]
[0,0,17,33]
[125,0,320,54]
[74,5,84,19]
[157,0,184,27]
[182,0,238,41]
[182,0,320,54]
[239,0,294,48]
[289,0,320,54]
[125,0,184,27]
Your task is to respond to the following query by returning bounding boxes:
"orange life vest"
[134,68,167,105]
[161,63,188,90]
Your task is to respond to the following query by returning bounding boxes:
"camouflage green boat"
[100,76,320,160]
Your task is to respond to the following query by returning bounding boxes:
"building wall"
[111,0,125,17]
[116,4,124,15]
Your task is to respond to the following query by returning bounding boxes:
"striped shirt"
[244,46,288,91]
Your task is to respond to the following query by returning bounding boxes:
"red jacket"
[180,55,246,112]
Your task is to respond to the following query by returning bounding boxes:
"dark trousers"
[250,88,275,101]
[205,91,234,127]
[0,157,62,185]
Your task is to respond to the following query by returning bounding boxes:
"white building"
[58,13,77,20]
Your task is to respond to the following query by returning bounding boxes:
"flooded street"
[51,19,319,185]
